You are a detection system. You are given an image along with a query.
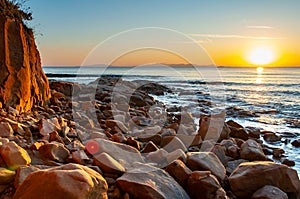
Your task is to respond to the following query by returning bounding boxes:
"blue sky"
[26,0,300,66]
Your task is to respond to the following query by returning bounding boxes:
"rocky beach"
[0,1,299,198]
[0,76,299,199]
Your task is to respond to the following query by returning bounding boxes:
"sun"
[247,47,275,65]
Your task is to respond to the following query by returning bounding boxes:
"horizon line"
[42,64,300,68]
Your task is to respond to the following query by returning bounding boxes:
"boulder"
[38,142,70,163]
[161,136,187,152]
[251,185,288,199]
[133,81,171,95]
[165,160,192,188]
[263,132,281,143]
[13,163,108,199]
[38,118,61,136]
[71,150,89,165]
[116,163,190,199]
[93,152,125,174]
[85,138,144,169]
[105,119,128,133]
[186,171,227,199]
[0,122,13,138]
[291,139,300,147]
[0,15,50,112]
[229,161,300,198]
[14,165,40,189]
[228,126,249,140]
[132,125,162,142]
[49,81,77,97]
[0,141,31,170]
[211,144,227,167]
[240,139,266,161]
[226,120,243,128]
[186,152,226,181]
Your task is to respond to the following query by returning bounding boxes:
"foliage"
[0,0,32,22]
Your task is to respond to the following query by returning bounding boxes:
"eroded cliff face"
[0,15,50,112]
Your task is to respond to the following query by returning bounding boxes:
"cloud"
[190,33,284,40]
[246,25,273,29]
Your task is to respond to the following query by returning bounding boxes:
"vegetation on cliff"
[0,0,32,22]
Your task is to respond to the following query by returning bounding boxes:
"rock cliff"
[0,15,50,112]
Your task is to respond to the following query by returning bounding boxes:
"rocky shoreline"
[0,76,299,199]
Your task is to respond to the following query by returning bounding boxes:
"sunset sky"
[27,0,300,67]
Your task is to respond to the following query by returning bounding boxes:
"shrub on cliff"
[0,0,32,22]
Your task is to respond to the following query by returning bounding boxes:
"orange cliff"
[0,15,50,112]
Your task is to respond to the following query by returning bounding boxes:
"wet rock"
[93,152,125,174]
[229,126,249,140]
[251,185,288,199]
[291,138,300,147]
[38,142,70,163]
[186,152,226,181]
[229,161,300,198]
[116,163,189,199]
[263,132,281,143]
[0,122,13,138]
[165,160,192,188]
[281,158,295,167]
[130,93,148,107]
[240,139,266,161]
[186,171,227,199]
[226,120,243,128]
[167,106,181,112]
[133,81,171,95]
[0,168,15,184]
[13,163,108,199]
[246,127,261,139]
[0,141,31,170]
[86,138,144,169]
[273,148,285,158]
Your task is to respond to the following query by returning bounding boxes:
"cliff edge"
[0,14,50,112]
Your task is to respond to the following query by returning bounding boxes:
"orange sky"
[28,1,300,67]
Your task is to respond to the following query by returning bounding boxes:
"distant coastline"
[43,64,300,68]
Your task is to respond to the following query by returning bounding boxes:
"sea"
[43,66,300,175]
